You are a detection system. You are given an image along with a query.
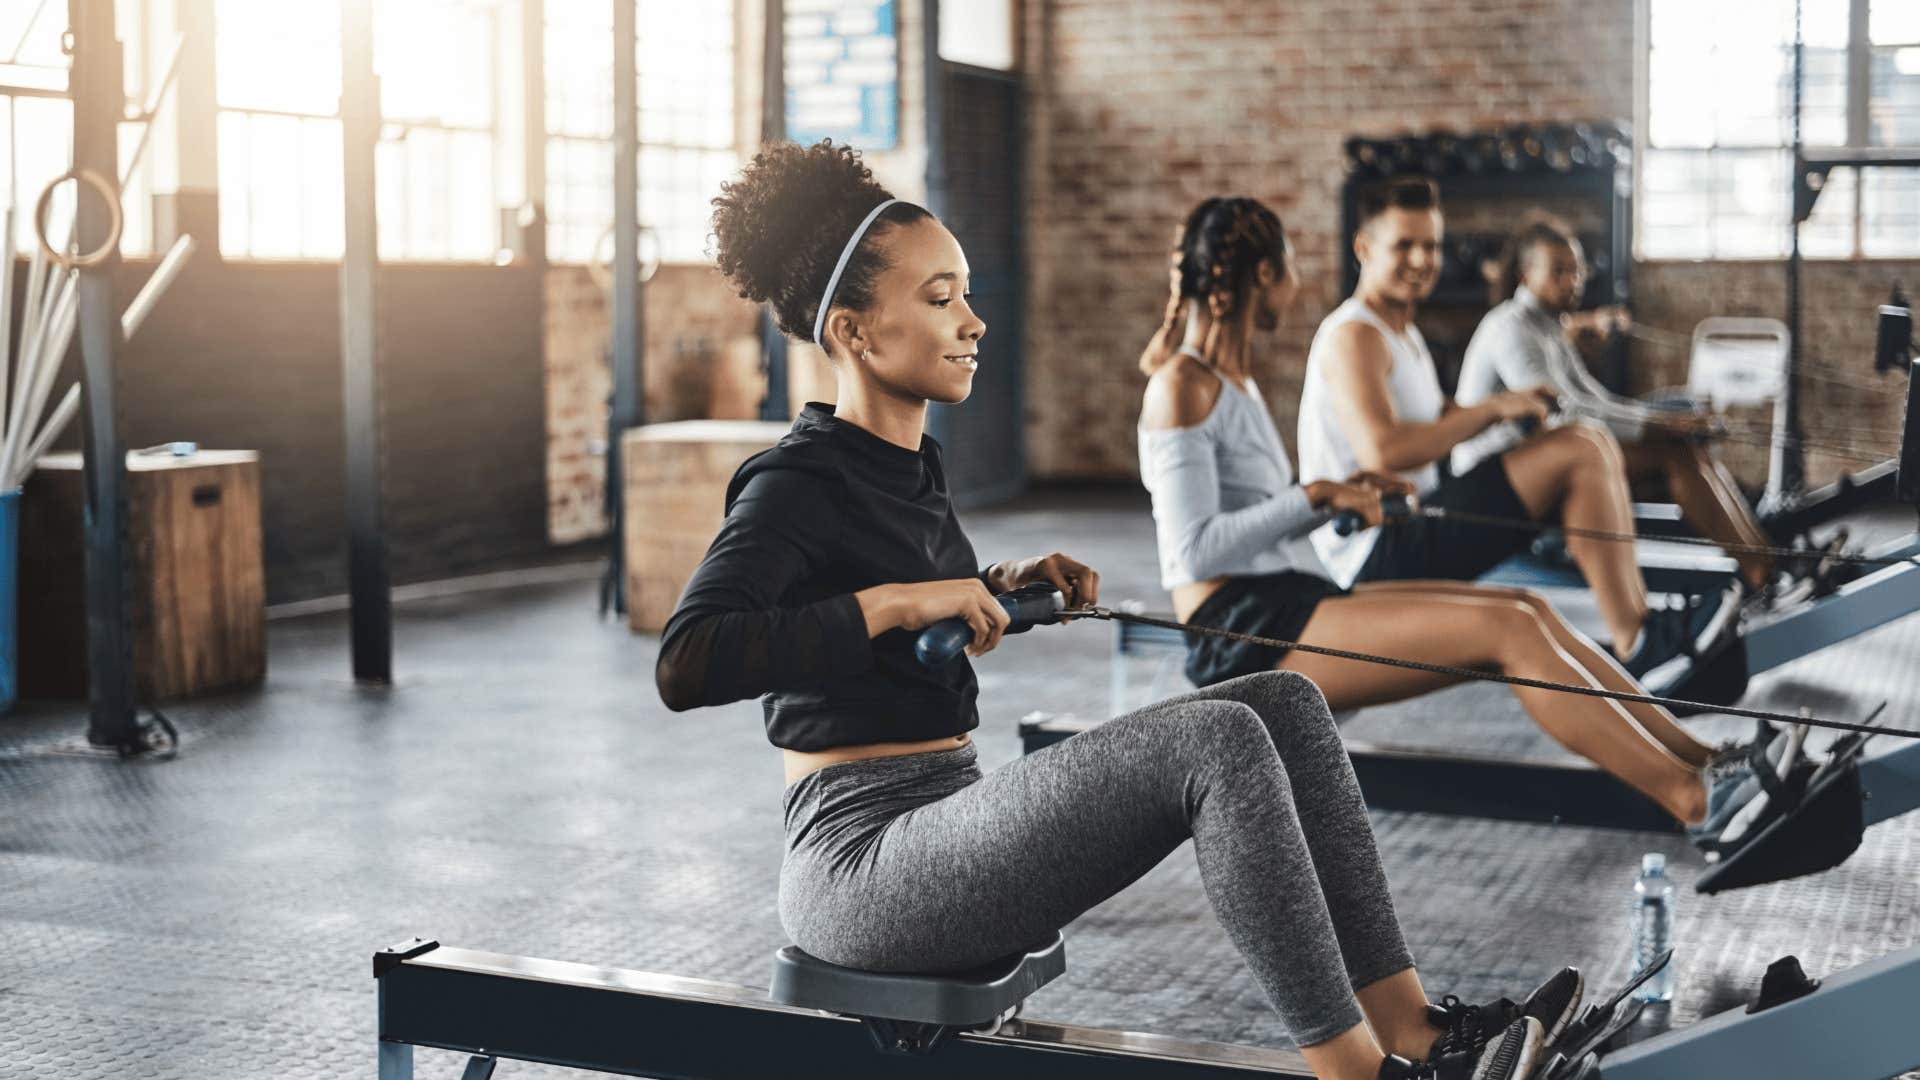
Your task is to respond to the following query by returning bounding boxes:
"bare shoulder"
[1326,319,1393,374]
[1141,354,1224,431]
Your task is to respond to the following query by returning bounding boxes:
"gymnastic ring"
[34,167,124,271]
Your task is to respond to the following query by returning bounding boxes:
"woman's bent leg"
[780,681,1401,1050]
[1281,587,1707,823]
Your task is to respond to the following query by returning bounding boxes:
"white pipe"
[121,234,195,341]
[11,222,49,439]
[6,381,77,490]
[0,273,75,486]
[1,206,14,438]
[0,264,56,472]
[120,34,185,191]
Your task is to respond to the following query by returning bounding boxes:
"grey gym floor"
[3,490,1916,1079]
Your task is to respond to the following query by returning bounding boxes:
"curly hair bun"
[710,140,910,340]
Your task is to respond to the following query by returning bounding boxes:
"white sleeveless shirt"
[1297,296,1446,586]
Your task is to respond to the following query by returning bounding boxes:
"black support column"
[340,0,392,682]
[758,0,789,422]
[69,0,140,748]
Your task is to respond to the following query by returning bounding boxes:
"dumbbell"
[914,583,1066,666]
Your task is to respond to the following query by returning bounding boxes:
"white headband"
[812,198,903,347]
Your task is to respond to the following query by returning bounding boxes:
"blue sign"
[784,0,899,151]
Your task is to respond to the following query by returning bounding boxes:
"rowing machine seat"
[770,932,1065,1027]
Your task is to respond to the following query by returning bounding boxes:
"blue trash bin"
[0,489,17,714]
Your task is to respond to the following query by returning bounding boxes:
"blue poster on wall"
[785,0,899,151]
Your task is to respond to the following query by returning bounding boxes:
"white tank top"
[1297,297,1446,586]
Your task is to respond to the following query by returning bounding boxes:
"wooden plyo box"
[18,451,266,701]
[622,421,788,634]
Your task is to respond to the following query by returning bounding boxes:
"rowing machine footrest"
[770,931,1065,1028]
[1696,759,1864,894]
[1647,636,1750,715]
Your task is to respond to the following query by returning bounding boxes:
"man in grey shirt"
[1455,216,1775,592]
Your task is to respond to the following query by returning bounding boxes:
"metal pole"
[758,0,789,422]
[605,0,641,616]
[69,0,139,748]
[920,0,947,220]
[340,0,391,682]
[1779,0,1808,502]
[521,0,546,265]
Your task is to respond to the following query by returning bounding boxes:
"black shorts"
[1183,571,1349,688]
[1354,456,1533,584]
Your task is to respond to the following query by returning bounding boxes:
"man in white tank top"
[1298,178,1736,683]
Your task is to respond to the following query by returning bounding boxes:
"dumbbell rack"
[1339,127,1634,395]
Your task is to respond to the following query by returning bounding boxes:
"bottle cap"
[1641,852,1666,875]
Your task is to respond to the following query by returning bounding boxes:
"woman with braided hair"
[660,141,1570,1080]
[1137,196,1788,850]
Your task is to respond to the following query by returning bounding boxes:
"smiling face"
[1355,205,1443,305]
[831,218,987,405]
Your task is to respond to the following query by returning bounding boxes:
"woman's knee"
[1187,699,1278,758]
[1506,586,1557,621]
[1211,670,1340,745]
[1486,601,1557,664]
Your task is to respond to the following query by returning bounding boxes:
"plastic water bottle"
[1629,853,1675,1002]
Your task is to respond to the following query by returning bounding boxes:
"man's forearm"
[1364,403,1499,471]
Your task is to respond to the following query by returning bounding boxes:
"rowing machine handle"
[1333,492,1413,537]
[914,584,1065,666]
[1515,392,1562,437]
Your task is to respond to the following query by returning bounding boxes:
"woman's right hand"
[858,579,1013,657]
[1490,387,1556,425]
[1305,480,1387,530]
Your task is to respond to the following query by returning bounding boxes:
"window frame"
[213,0,507,264]
[541,0,739,269]
[1634,0,1920,261]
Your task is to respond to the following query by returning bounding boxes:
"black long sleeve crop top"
[655,403,989,751]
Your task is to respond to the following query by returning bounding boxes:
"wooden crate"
[18,451,266,701]
[622,421,788,633]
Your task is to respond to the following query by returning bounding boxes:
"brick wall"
[1633,259,1920,489]
[542,0,935,541]
[543,264,760,543]
[1018,0,1910,491]
[16,256,554,603]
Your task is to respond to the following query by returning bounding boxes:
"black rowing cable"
[1063,605,1916,742]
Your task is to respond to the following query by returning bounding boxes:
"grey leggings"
[779,671,1415,1047]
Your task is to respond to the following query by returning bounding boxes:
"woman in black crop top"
[656,142,1563,1080]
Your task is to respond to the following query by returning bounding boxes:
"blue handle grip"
[915,587,1065,666]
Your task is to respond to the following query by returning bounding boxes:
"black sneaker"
[1635,581,1745,670]
[1378,1017,1544,1080]
[1622,606,1691,679]
[1428,966,1584,1058]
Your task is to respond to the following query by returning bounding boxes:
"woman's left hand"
[989,553,1101,609]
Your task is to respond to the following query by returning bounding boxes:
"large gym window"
[215,0,505,261]
[1638,0,1920,259]
[4,0,174,259]
[543,0,736,266]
